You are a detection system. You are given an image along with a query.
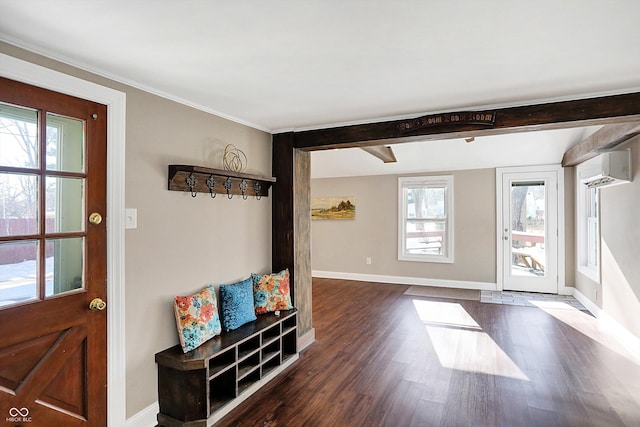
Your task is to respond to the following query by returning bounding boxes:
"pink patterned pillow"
[174,285,222,353]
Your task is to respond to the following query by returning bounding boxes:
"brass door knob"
[89,212,102,225]
[89,298,106,311]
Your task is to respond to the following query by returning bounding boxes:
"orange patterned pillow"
[174,285,221,353]
[251,269,293,314]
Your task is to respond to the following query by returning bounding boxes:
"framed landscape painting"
[311,196,356,220]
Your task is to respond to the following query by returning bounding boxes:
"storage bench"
[155,309,298,427]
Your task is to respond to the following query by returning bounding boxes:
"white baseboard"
[125,401,158,427]
[571,287,600,315]
[312,270,497,291]
[572,288,640,361]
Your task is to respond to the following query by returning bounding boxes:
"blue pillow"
[219,277,257,331]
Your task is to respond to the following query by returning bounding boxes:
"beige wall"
[312,167,577,288]
[1,43,273,418]
[123,89,272,417]
[576,137,640,338]
[311,169,497,284]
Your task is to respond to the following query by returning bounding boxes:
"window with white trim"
[576,163,600,281]
[585,187,599,269]
[398,175,453,263]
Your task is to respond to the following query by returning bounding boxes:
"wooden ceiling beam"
[361,145,397,163]
[285,92,640,151]
[561,121,640,166]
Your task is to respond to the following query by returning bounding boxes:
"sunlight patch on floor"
[412,299,481,329]
[412,299,530,381]
[530,300,640,366]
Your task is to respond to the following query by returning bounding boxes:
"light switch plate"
[125,208,137,229]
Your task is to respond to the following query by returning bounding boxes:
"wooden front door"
[0,77,107,426]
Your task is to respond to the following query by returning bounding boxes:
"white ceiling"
[311,126,601,178]
[1,1,639,177]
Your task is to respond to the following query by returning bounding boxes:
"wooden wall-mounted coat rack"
[168,165,276,200]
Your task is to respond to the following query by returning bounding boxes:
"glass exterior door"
[501,171,558,294]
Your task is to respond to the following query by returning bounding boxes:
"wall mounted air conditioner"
[580,150,632,189]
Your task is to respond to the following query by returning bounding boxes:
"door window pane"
[46,113,84,173]
[0,240,39,307]
[511,183,546,277]
[45,237,84,297]
[0,173,39,237]
[0,103,39,169]
[45,176,85,233]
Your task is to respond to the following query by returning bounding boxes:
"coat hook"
[223,177,233,199]
[186,173,198,197]
[239,179,248,200]
[206,175,217,198]
[254,181,262,201]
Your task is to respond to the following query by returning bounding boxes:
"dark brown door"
[0,77,107,426]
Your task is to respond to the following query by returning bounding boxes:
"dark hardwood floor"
[219,278,640,426]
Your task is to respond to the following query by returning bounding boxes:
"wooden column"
[272,133,313,347]
[293,148,312,347]
[272,133,294,293]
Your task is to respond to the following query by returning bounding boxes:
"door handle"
[89,298,106,311]
[89,212,102,225]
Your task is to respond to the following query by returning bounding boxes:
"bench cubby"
[155,309,298,427]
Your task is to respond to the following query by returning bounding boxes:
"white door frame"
[1,53,127,427]
[496,165,567,294]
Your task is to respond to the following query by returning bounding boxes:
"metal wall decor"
[223,144,247,173]
[168,165,276,200]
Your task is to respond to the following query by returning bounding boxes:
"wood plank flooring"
[219,278,640,426]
